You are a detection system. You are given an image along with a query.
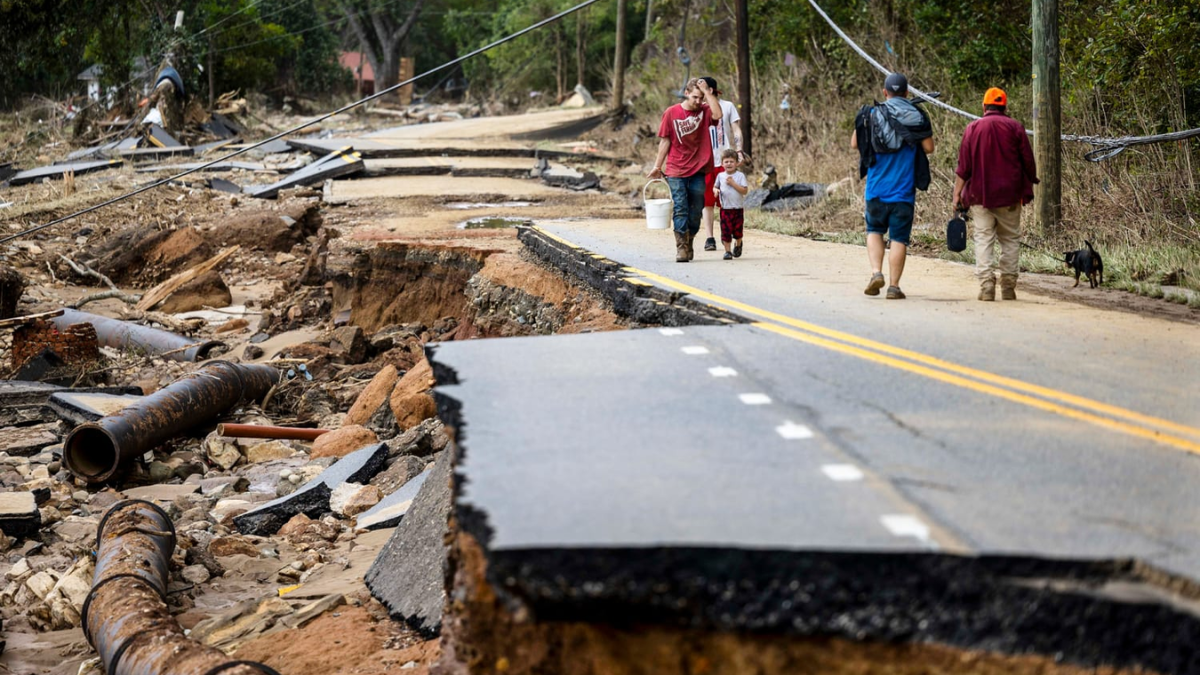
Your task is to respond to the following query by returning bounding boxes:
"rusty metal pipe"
[84,500,279,675]
[53,309,225,362]
[64,361,280,483]
[216,422,330,441]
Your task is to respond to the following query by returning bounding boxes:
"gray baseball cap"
[884,72,908,96]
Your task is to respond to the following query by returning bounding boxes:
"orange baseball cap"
[983,87,1007,107]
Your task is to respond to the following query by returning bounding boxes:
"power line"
[192,0,270,39]
[0,0,607,247]
[804,0,1200,161]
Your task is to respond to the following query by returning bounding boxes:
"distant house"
[339,52,413,104]
[339,52,377,95]
[77,58,155,104]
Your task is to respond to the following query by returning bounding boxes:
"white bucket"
[643,179,673,230]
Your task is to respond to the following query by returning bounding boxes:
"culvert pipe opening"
[64,425,120,482]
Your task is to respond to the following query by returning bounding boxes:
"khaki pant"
[971,204,1022,282]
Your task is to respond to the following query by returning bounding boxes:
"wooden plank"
[0,308,65,330]
[136,246,240,311]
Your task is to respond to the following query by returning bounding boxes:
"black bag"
[946,212,967,252]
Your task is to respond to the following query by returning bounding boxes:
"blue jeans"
[667,172,706,236]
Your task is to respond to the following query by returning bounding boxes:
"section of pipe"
[84,500,280,675]
[64,361,280,483]
[53,308,225,362]
[216,423,330,441]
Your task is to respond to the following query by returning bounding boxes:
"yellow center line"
[754,322,1200,454]
[623,265,1200,447]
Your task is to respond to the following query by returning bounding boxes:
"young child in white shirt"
[712,149,749,259]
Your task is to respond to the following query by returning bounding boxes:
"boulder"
[155,270,233,313]
[388,359,437,431]
[311,425,378,459]
[345,365,399,426]
[205,433,242,470]
[244,440,294,464]
[330,482,383,517]
[209,536,262,558]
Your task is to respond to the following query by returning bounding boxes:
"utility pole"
[612,0,627,111]
[734,0,752,157]
[1031,0,1061,234]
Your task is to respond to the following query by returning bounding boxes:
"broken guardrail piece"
[52,309,224,362]
[85,499,280,675]
[64,361,280,483]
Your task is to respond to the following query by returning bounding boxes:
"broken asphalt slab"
[365,447,452,637]
[134,160,268,174]
[8,159,123,186]
[0,423,60,457]
[428,329,1200,675]
[354,466,431,530]
[0,492,41,538]
[234,441,388,536]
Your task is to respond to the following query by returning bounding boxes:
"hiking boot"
[886,286,906,300]
[733,240,743,258]
[978,279,996,301]
[704,237,717,251]
[864,272,885,296]
[674,232,689,263]
[687,234,697,261]
[1000,273,1018,300]
[723,251,733,260]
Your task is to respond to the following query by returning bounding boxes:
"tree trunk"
[576,9,587,87]
[556,23,566,103]
[611,0,627,111]
[644,0,654,41]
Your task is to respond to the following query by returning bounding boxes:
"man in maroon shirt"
[648,78,722,262]
[952,87,1039,301]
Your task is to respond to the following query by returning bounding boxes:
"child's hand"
[724,175,734,185]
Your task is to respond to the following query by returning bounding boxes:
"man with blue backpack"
[851,73,936,299]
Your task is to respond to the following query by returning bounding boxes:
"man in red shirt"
[952,87,1039,301]
[647,78,722,262]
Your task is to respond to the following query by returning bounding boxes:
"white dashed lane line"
[880,514,932,543]
[659,328,684,336]
[681,346,710,355]
[738,393,772,405]
[774,421,813,439]
[708,366,738,377]
[821,464,864,481]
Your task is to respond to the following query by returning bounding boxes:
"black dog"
[1064,240,1104,288]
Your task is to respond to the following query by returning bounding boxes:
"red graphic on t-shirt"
[674,113,703,142]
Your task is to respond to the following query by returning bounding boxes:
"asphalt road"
[441,218,1200,582]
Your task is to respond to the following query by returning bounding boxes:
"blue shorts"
[864,199,914,245]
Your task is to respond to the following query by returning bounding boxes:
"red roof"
[339,52,375,82]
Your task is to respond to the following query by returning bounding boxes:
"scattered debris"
[244,147,364,199]
[234,441,388,536]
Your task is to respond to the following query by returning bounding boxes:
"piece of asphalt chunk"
[0,492,42,538]
[355,466,432,531]
[234,441,388,536]
[365,448,453,637]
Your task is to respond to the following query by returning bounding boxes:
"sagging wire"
[0,0,607,247]
[804,0,1200,162]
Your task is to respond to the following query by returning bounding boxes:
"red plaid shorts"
[719,208,744,242]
